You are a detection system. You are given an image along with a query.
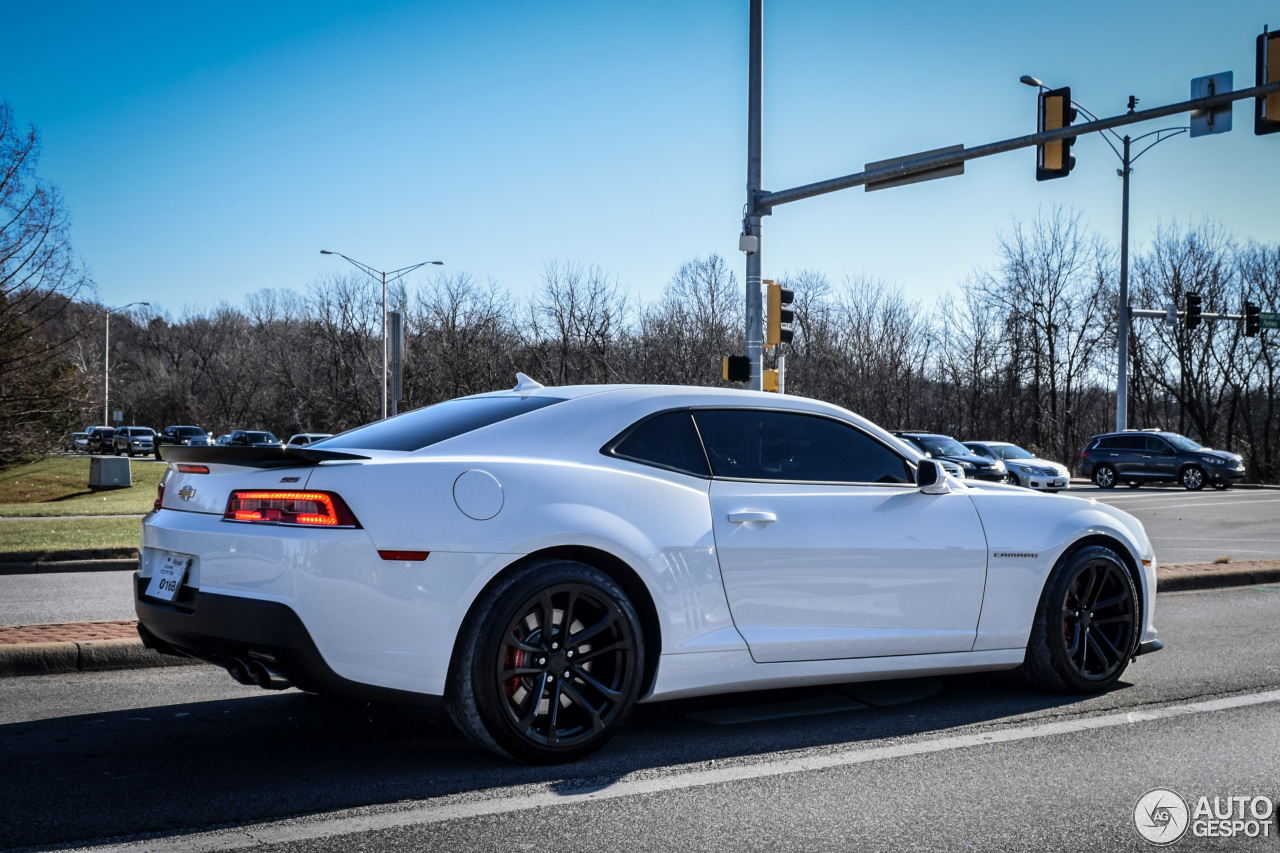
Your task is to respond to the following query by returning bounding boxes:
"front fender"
[967,492,1157,652]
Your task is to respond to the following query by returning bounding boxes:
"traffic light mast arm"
[751,81,1280,214]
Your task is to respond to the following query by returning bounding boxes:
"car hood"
[1198,449,1243,463]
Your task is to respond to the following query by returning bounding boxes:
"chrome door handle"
[728,510,776,524]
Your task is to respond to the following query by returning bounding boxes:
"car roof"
[350,383,927,463]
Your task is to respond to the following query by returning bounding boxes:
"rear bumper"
[134,575,442,709]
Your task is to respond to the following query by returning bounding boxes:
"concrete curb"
[1156,565,1280,592]
[0,637,202,678]
[0,558,138,575]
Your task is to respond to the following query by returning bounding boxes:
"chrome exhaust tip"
[226,657,254,685]
[248,660,293,690]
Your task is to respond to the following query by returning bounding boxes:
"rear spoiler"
[157,445,370,466]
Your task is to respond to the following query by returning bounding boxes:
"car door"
[696,409,990,663]
[1143,436,1179,479]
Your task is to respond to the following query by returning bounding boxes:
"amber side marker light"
[378,550,430,561]
[224,491,361,528]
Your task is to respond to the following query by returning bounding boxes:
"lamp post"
[104,302,150,426]
[1021,77,1187,432]
[321,251,443,419]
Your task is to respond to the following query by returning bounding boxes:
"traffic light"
[765,280,794,348]
[1186,292,1203,329]
[1257,29,1280,135]
[1245,301,1261,337]
[1036,86,1077,180]
[722,355,750,383]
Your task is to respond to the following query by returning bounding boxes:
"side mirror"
[917,459,940,488]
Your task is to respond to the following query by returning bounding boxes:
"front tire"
[449,560,644,764]
[1006,472,1021,488]
[1021,545,1138,693]
[1180,465,1206,491]
[1092,464,1117,489]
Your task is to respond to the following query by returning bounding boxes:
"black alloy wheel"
[1021,545,1137,693]
[451,560,644,763]
[1180,465,1206,491]
[1092,464,1117,489]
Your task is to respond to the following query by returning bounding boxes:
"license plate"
[146,552,192,602]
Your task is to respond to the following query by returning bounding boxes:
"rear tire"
[1020,545,1138,694]
[448,559,644,764]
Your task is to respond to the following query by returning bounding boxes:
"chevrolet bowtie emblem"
[177,485,197,501]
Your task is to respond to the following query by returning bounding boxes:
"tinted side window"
[693,410,910,484]
[1145,436,1172,453]
[1097,437,1120,449]
[608,411,709,477]
[1117,436,1146,451]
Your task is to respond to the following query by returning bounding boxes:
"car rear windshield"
[316,395,568,452]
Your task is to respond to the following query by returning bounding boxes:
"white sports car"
[138,377,1162,763]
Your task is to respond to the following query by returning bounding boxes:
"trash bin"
[89,456,132,490]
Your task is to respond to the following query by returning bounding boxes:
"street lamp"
[1021,77,1187,432]
[321,250,443,419]
[104,302,150,426]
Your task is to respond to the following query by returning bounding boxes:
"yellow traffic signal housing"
[765,280,794,349]
[762,369,779,392]
[1257,29,1280,135]
[1036,86,1077,180]
[722,355,750,383]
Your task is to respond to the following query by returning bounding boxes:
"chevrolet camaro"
[138,376,1162,763]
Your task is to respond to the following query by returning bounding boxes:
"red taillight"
[154,481,165,512]
[177,464,209,474]
[223,491,361,528]
[378,550,430,561]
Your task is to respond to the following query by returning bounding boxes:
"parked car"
[892,431,1007,482]
[85,426,116,454]
[155,425,212,459]
[65,432,90,453]
[112,426,156,457]
[1079,430,1246,491]
[226,430,282,447]
[140,379,1160,763]
[964,441,1070,492]
[287,433,333,447]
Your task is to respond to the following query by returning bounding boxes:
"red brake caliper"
[504,645,525,697]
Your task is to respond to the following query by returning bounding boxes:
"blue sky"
[4,1,1277,318]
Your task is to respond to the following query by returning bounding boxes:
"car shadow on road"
[0,668,1136,851]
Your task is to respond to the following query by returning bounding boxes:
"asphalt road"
[3,584,1279,852]
[1074,483,1280,565]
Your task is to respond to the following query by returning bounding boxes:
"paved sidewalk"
[1,559,1277,680]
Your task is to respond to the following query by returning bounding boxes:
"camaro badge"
[177,486,197,501]
[993,552,1039,559]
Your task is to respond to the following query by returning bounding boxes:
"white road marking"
[75,689,1280,853]
[1109,498,1280,512]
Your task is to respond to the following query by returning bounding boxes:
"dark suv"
[155,425,211,459]
[892,431,1007,482]
[1079,430,1245,491]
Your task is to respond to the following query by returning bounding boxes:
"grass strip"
[0,457,163,517]
[0,517,142,561]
